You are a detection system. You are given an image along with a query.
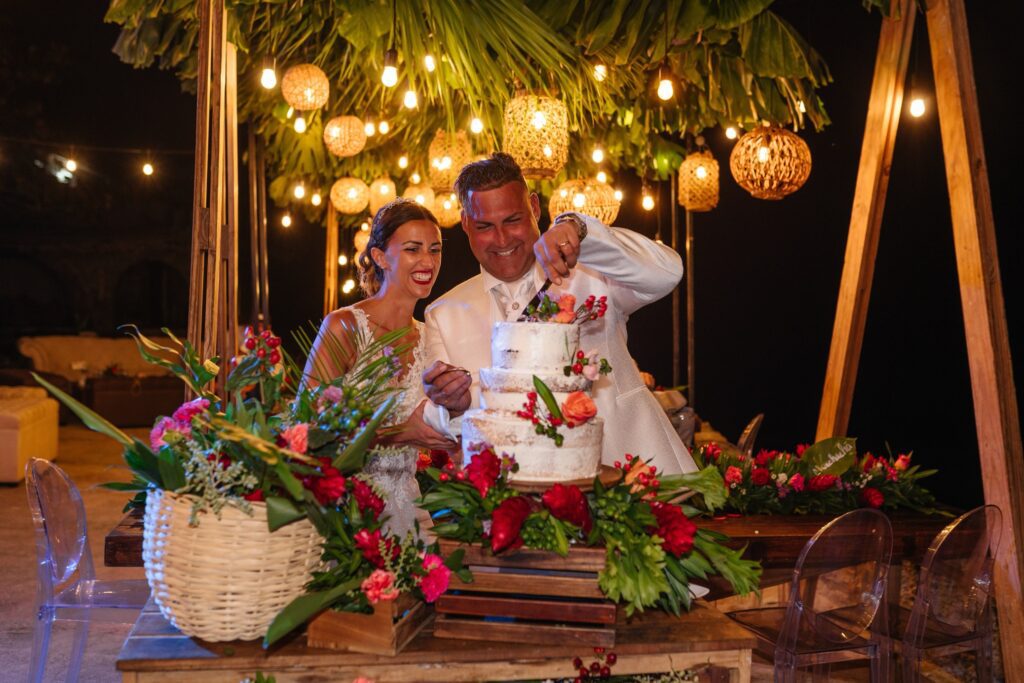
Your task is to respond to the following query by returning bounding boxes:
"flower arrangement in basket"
[34,324,464,643]
[693,436,946,516]
[418,445,761,615]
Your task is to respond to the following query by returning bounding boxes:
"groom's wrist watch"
[554,212,587,242]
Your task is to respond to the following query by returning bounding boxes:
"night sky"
[2,1,1021,510]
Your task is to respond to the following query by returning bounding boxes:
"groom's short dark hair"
[454,152,527,208]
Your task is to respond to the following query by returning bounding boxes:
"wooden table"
[117,598,755,682]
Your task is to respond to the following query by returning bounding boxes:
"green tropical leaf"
[333,395,396,472]
[802,436,858,476]
[263,577,362,648]
[32,372,133,447]
[266,495,307,531]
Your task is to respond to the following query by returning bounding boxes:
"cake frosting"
[462,321,603,482]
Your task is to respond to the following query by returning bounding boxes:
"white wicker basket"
[143,489,323,641]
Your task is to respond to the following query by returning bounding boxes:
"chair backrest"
[906,505,1002,642]
[736,413,764,457]
[25,458,95,594]
[780,509,893,650]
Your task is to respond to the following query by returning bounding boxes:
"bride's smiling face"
[372,219,443,299]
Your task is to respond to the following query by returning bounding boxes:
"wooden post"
[670,172,681,389]
[246,129,270,325]
[926,0,1024,669]
[685,209,695,410]
[816,0,915,439]
[324,205,339,316]
[221,42,239,365]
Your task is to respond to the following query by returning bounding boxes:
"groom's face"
[461,181,541,282]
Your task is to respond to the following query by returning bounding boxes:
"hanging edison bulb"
[548,178,620,225]
[428,129,472,191]
[323,116,367,157]
[369,177,397,215]
[259,57,277,89]
[678,150,719,212]
[330,178,369,214]
[503,93,568,179]
[381,49,398,88]
[293,116,307,134]
[729,125,811,200]
[281,63,329,110]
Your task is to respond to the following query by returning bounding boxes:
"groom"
[422,153,696,475]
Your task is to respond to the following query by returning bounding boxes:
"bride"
[302,198,470,538]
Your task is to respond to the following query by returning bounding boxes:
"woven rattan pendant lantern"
[402,183,435,208]
[678,151,719,212]
[428,130,472,191]
[281,64,329,111]
[369,177,397,215]
[323,116,366,158]
[433,192,462,227]
[548,178,620,225]
[729,125,811,200]
[330,178,369,214]
[503,94,568,179]
[353,230,370,257]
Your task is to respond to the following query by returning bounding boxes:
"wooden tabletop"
[117,598,755,682]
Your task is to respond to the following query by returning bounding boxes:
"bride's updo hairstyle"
[358,197,440,296]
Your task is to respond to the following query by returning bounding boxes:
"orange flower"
[561,391,596,423]
[557,294,577,312]
[552,310,575,324]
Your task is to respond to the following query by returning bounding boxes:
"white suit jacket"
[424,214,698,475]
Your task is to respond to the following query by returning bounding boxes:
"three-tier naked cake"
[461,321,603,482]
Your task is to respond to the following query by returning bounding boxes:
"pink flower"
[886,466,899,482]
[789,473,805,492]
[894,454,911,471]
[172,397,210,425]
[361,569,399,604]
[582,362,601,381]
[418,553,452,602]
[320,385,344,407]
[724,466,743,486]
[281,423,309,454]
[150,416,184,449]
[552,310,575,324]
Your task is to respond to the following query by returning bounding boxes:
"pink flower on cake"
[172,398,210,425]
[281,423,309,454]
[789,473,805,492]
[418,553,452,602]
[724,466,743,486]
[465,448,501,498]
[561,392,597,423]
[361,569,399,604]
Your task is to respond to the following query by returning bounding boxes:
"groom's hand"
[422,361,472,414]
[534,217,581,286]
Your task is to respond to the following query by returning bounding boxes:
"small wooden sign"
[306,592,430,656]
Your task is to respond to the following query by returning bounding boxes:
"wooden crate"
[306,592,430,655]
[434,539,617,647]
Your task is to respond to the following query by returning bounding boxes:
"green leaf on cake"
[532,375,563,421]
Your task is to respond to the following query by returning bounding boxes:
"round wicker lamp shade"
[548,178,620,225]
[428,130,472,191]
[330,177,369,214]
[323,116,366,158]
[433,192,462,228]
[729,125,812,200]
[402,183,435,208]
[369,177,397,215]
[281,63,330,111]
[503,94,569,180]
[678,151,719,212]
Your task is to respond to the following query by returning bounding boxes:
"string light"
[424,54,436,72]
[403,89,418,109]
[657,70,674,101]
[360,221,370,232]
[725,126,738,140]
[398,155,409,169]
[337,254,348,266]
[613,189,623,201]
[470,117,484,134]
[757,146,770,163]
[142,162,154,176]
[311,192,322,206]
[642,189,655,211]
[281,213,292,227]
[364,121,376,136]
[342,278,356,294]
[286,106,294,119]
[294,116,307,133]
[596,171,608,183]
[259,57,277,89]
[293,183,306,199]
[797,100,806,113]
[593,64,607,82]
[410,172,421,184]
[591,146,605,164]
[64,159,77,172]
[381,48,398,87]
[378,120,389,134]
[909,97,926,117]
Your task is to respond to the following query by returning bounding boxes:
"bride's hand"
[385,400,458,450]
[422,361,472,414]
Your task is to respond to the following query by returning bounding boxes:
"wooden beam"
[221,41,239,370]
[926,0,1024,671]
[324,205,339,316]
[246,128,262,325]
[816,0,915,440]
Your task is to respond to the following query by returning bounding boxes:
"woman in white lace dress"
[302,199,470,538]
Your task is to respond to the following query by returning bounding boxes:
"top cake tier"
[491,321,579,373]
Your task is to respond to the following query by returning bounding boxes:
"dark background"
[2,1,1020,510]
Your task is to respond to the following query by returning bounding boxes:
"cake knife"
[516,279,552,322]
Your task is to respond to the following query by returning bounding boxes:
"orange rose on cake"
[561,391,597,424]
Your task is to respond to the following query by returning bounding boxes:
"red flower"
[649,502,697,556]
[430,449,451,469]
[795,443,811,457]
[807,474,839,492]
[172,397,210,425]
[754,449,779,467]
[541,483,592,533]
[416,451,432,471]
[310,465,346,505]
[894,454,912,471]
[490,496,532,553]
[724,466,744,486]
[860,487,885,509]
[702,442,722,461]
[751,467,772,486]
[354,529,399,568]
[418,553,452,602]
[243,489,265,502]
[789,473,805,492]
[351,477,385,519]
[466,448,501,498]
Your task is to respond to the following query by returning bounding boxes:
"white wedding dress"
[350,308,429,540]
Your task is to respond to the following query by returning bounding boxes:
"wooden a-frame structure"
[817,0,1024,670]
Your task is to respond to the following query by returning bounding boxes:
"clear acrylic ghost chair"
[898,504,1002,682]
[727,508,893,682]
[25,458,150,683]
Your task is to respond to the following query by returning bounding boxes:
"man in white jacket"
[422,153,696,475]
